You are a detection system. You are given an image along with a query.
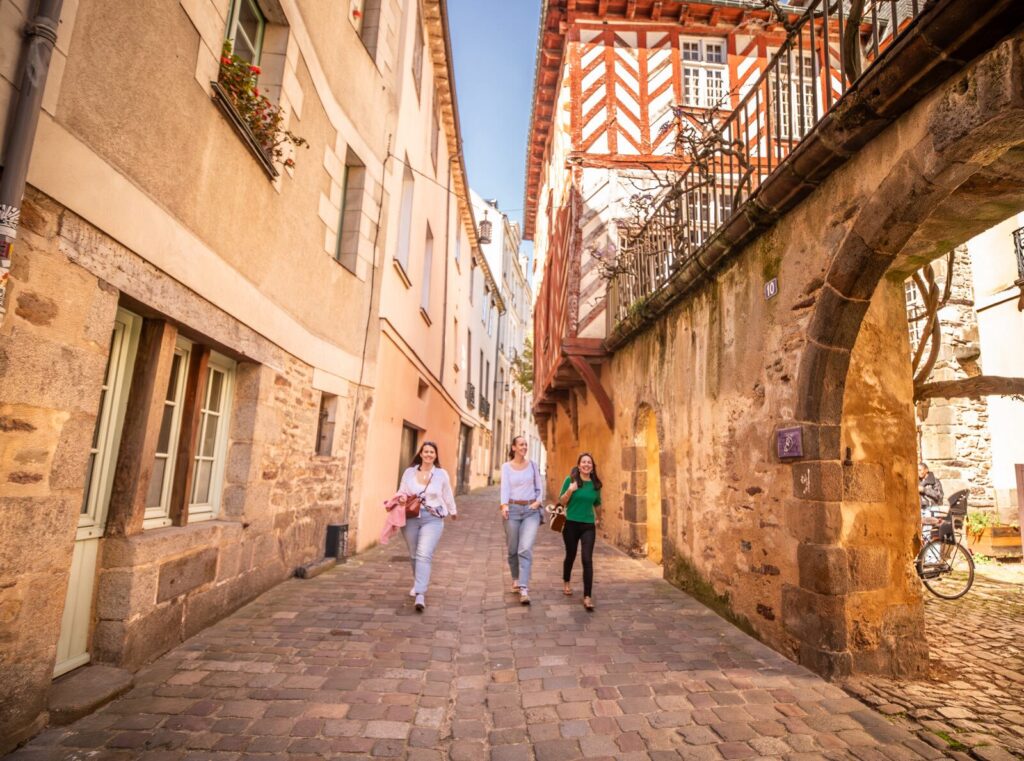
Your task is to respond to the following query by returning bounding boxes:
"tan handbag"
[547,504,566,533]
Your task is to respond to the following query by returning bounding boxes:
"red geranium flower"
[250,65,261,74]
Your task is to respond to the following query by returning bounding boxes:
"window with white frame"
[144,338,192,529]
[681,37,729,109]
[395,163,415,274]
[904,278,924,355]
[226,0,266,64]
[411,5,425,98]
[421,225,434,314]
[189,353,235,520]
[771,51,816,140]
[335,149,366,273]
[430,99,440,171]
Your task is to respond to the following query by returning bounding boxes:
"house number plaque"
[777,426,803,459]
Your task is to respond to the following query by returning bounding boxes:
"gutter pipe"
[0,0,63,318]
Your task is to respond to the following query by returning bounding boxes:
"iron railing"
[612,0,925,325]
[465,382,475,410]
[1013,226,1024,280]
[479,396,491,420]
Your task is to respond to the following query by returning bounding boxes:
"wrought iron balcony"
[479,396,491,420]
[611,0,929,329]
[465,382,475,409]
[1013,226,1024,280]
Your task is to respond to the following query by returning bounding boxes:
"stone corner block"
[842,462,886,502]
[157,548,219,603]
[792,461,844,502]
[797,543,851,596]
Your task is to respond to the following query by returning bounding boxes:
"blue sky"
[448,0,542,247]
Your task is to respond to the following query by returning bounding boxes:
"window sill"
[211,81,279,180]
[393,259,412,288]
[420,308,432,326]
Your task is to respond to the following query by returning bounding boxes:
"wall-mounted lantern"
[478,210,493,245]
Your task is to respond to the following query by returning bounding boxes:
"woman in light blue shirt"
[500,435,544,605]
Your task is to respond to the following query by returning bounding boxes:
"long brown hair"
[412,441,441,469]
[570,453,602,490]
[507,435,526,460]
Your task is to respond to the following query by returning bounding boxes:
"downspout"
[440,152,456,385]
[0,0,63,321]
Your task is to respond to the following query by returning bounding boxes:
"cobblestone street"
[5,488,977,760]
[845,564,1024,760]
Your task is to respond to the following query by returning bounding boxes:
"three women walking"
[500,435,544,605]
[398,441,457,613]
[557,453,602,611]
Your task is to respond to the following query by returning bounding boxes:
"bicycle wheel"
[916,539,974,600]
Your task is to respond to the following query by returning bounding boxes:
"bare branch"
[915,375,1024,402]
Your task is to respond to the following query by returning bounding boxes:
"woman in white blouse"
[500,435,544,605]
[399,440,458,612]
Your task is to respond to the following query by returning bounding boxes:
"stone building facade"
[0,0,490,750]
[910,248,996,510]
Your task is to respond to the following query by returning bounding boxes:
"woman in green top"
[557,453,602,611]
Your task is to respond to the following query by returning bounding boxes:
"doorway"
[398,423,420,488]
[638,408,663,564]
[456,424,472,494]
[55,308,141,676]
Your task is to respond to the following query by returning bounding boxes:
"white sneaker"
[409,587,416,597]
[414,594,425,612]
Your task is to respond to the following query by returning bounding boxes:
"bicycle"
[915,488,974,600]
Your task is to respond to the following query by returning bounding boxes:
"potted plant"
[966,511,1022,560]
[213,41,307,175]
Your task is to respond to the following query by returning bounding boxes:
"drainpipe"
[0,0,63,321]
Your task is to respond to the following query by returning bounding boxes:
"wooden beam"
[915,375,1024,402]
[567,355,614,430]
[105,319,178,537]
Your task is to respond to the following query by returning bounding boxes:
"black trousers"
[562,520,596,596]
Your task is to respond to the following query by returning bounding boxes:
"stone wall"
[913,248,996,511]
[0,189,369,749]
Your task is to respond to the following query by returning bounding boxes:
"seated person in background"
[919,461,945,530]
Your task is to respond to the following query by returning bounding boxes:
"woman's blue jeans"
[506,504,543,589]
[402,511,445,595]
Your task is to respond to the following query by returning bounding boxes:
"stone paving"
[844,564,1024,761]
[7,487,962,761]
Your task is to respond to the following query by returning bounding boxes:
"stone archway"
[788,34,1024,678]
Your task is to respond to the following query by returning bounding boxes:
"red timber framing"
[524,0,797,239]
[532,188,615,431]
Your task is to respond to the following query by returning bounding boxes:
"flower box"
[967,525,1022,559]
[210,81,278,179]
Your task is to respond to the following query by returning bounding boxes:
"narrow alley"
[7,487,951,761]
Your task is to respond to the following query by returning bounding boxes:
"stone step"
[48,665,133,726]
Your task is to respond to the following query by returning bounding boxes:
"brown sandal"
[583,597,595,611]
[563,584,572,596]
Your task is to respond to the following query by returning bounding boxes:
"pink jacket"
[380,492,411,545]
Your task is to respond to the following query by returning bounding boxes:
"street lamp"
[478,211,492,245]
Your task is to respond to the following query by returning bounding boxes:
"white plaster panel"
[179,0,225,53]
[41,48,66,116]
[55,0,80,55]
[281,65,304,119]
[318,193,340,233]
[29,115,365,382]
[194,39,219,92]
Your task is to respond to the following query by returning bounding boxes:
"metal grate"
[1013,226,1024,280]
[614,0,927,325]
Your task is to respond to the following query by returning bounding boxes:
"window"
[315,393,337,456]
[681,37,729,109]
[353,0,383,58]
[487,303,494,337]
[336,150,366,273]
[772,52,816,140]
[480,288,488,324]
[469,260,476,305]
[226,0,266,64]
[144,339,192,529]
[421,225,434,314]
[396,163,415,274]
[411,5,425,98]
[430,101,440,171]
[189,353,235,520]
[80,309,140,540]
[455,229,462,264]
[466,330,472,380]
[485,361,491,401]
[905,278,924,355]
